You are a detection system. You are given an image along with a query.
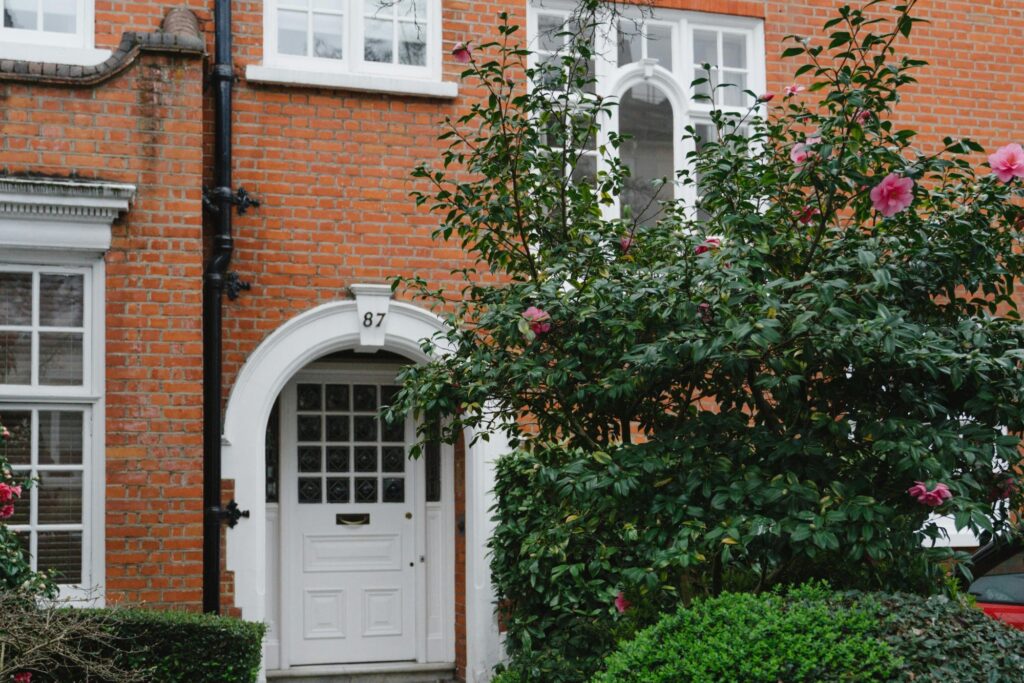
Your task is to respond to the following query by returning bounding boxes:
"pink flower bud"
[784,84,805,97]
[795,206,820,225]
[619,235,633,253]
[0,504,14,520]
[522,306,551,335]
[614,591,631,614]
[758,92,775,103]
[694,237,720,255]
[452,41,472,63]
[855,109,871,124]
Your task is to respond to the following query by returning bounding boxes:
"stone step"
[266,662,457,683]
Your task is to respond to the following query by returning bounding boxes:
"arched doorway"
[221,288,502,679]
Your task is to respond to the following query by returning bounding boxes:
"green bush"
[595,587,1024,683]
[52,608,266,683]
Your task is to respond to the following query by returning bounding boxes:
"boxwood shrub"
[594,585,1024,683]
[47,608,266,683]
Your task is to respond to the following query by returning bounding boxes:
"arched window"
[619,83,675,227]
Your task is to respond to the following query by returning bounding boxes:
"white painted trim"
[245,64,458,98]
[463,423,506,683]
[0,178,135,254]
[256,0,449,95]
[223,296,495,681]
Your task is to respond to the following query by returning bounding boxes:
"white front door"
[281,370,421,666]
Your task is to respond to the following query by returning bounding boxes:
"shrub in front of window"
[389,0,1024,680]
[0,420,55,597]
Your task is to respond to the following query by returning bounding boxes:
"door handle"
[336,513,370,526]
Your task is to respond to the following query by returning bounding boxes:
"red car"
[968,537,1024,630]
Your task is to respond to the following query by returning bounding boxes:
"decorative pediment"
[0,176,136,252]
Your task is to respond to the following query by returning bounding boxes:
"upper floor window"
[265,0,439,79]
[527,3,765,227]
[1,0,91,48]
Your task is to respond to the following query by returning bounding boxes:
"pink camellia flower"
[855,109,872,124]
[0,504,14,520]
[869,173,915,217]
[907,481,928,500]
[14,673,32,683]
[988,143,1024,183]
[989,475,1019,501]
[758,92,775,103]
[452,41,472,63]
[1,426,9,438]
[795,205,820,225]
[0,482,20,503]
[694,237,720,255]
[784,84,804,97]
[697,302,713,323]
[522,306,551,335]
[790,136,820,166]
[908,481,952,507]
[619,235,633,253]
[614,591,631,614]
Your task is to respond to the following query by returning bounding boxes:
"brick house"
[0,0,1020,680]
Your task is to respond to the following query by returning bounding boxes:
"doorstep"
[266,661,457,683]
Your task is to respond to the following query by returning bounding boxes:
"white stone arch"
[222,289,503,681]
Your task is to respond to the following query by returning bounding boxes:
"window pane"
[37,470,82,524]
[0,410,31,466]
[3,0,37,29]
[398,21,426,65]
[38,411,83,465]
[0,332,31,385]
[0,272,32,325]
[37,530,81,584]
[648,24,672,70]
[620,83,675,228]
[693,29,717,67]
[39,273,84,327]
[722,32,746,69]
[364,0,393,16]
[313,12,344,59]
[9,487,29,525]
[537,14,565,54]
[278,9,308,56]
[617,19,640,67]
[41,0,75,33]
[397,0,424,19]
[721,70,747,107]
[312,0,341,8]
[364,17,393,63]
[38,332,83,385]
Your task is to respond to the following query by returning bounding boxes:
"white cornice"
[0,177,136,252]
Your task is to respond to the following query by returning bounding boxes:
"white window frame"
[0,256,105,602]
[0,177,134,604]
[0,0,109,66]
[526,2,765,221]
[250,0,455,97]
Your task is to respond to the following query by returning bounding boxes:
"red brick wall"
[0,50,207,607]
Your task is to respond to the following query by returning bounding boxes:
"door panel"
[283,377,418,666]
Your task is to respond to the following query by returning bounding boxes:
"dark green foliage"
[595,588,1024,683]
[49,608,266,683]
[390,0,1024,680]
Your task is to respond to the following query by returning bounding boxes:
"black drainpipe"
[202,0,249,614]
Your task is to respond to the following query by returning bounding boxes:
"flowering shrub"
[391,0,1024,679]
[0,421,54,598]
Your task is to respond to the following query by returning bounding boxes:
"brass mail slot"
[336,513,370,526]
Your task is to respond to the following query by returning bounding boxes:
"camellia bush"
[0,420,53,597]
[388,0,1024,679]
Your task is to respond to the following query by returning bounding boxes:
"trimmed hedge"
[593,585,1024,683]
[51,608,266,683]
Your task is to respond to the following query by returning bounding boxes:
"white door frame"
[222,291,503,681]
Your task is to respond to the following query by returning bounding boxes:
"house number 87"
[363,312,386,328]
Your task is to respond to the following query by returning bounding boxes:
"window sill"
[0,43,111,66]
[245,64,459,99]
